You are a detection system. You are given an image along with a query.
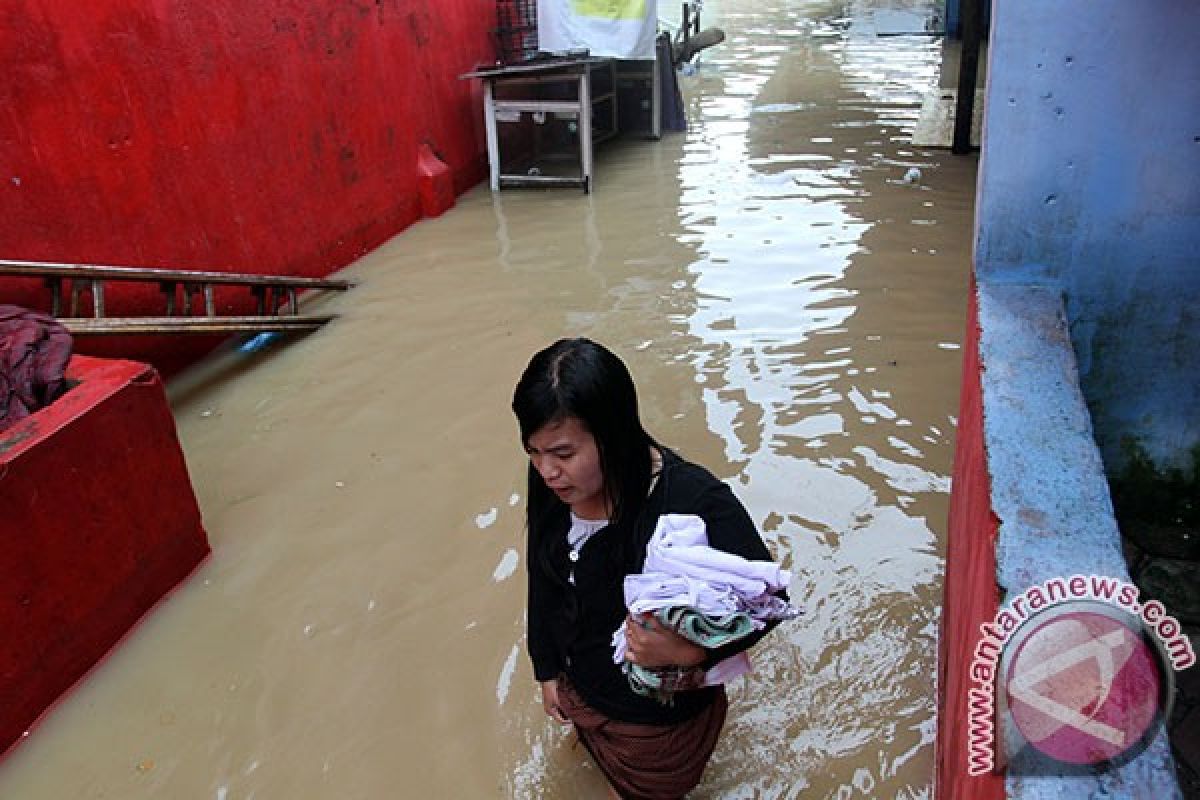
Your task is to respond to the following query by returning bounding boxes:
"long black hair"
[512,338,659,551]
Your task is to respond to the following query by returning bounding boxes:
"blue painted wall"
[974,0,1200,475]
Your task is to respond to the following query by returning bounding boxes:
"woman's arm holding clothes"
[623,612,707,668]
[689,480,788,668]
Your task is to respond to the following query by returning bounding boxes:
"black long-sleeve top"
[526,450,785,725]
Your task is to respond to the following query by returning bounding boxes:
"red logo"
[1000,602,1168,768]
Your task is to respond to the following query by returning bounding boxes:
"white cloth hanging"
[536,0,659,59]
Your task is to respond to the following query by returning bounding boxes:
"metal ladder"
[0,260,351,335]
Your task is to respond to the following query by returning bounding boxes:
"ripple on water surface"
[509,1,969,798]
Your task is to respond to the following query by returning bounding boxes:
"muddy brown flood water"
[0,1,976,797]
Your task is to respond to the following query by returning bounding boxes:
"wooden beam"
[61,315,336,335]
[0,260,352,290]
[953,0,983,154]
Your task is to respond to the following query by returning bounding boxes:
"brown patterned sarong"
[556,676,727,800]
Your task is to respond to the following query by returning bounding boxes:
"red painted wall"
[0,355,210,757]
[936,283,1005,799]
[0,0,495,371]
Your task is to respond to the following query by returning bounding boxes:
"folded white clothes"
[623,574,754,622]
[613,513,802,687]
[642,513,792,597]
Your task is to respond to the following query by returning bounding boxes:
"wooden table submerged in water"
[463,55,660,193]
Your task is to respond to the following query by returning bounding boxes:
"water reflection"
[508,3,971,798]
[659,1,968,797]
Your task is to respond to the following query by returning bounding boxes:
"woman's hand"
[540,679,570,724]
[624,613,707,668]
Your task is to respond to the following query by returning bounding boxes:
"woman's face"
[525,416,607,519]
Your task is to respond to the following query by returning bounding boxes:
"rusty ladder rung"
[2,259,353,336]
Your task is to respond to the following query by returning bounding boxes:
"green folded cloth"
[661,606,756,646]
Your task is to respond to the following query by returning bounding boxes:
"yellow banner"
[571,0,646,20]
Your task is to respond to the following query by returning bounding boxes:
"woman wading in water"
[512,338,788,799]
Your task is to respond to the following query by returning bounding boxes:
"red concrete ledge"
[937,282,1005,800]
[0,355,209,758]
[938,283,1184,797]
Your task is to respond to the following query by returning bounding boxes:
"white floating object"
[492,548,520,582]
